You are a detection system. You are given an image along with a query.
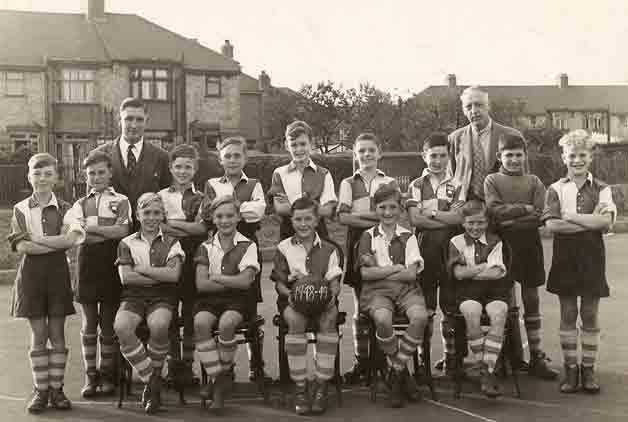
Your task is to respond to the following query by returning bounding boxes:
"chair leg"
[200,364,208,409]
[117,352,125,408]
[421,323,436,400]
[334,340,343,407]
[250,327,270,404]
[506,317,522,398]
[367,321,378,403]
[453,315,467,399]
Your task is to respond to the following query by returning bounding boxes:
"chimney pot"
[83,0,106,22]
[446,74,457,88]
[259,70,271,91]
[221,40,234,59]
[558,73,569,89]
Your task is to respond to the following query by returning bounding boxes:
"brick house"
[0,0,242,197]
[418,74,628,143]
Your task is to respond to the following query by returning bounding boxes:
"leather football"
[290,275,333,316]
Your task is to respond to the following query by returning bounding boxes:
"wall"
[240,92,261,144]
[0,71,46,150]
[185,74,240,135]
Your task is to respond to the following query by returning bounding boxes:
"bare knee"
[521,287,540,311]
[372,308,393,333]
[406,306,428,327]
[29,319,48,349]
[114,313,139,343]
[81,304,99,334]
[147,312,172,340]
[318,307,338,333]
[580,299,600,329]
[284,307,307,334]
[559,297,579,329]
[218,312,243,338]
[486,301,508,326]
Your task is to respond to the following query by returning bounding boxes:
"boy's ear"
[496,151,502,161]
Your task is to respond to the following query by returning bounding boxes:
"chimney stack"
[558,73,569,89]
[446,74,457,88]
[221,40,234,59]
[83,0,106,22]
[259,70,271,91]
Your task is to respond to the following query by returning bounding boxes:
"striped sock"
[376,333,403,370]
[524,314,542,353]
[218,336,238,369]
[29,349,49,391]
[441,317,456,356]
[397,332,421,366]
[353,317,370,361]
[99,335,116,374]
[285,334,308,385]
[49,348,68,389]
[467,334,484,362]
[581,328,600,368]
[120,339,153,383]
[197,337,221,379]
[147,339,170,370]
[81,331,98,375]
[314,332,339,381]
[483,333,504,373]
[559,329,579,368]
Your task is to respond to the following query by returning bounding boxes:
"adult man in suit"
[448,86,525,202]
[95,97,171,228]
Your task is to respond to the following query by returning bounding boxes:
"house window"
[9,132,39,152]
[593,117,602,131]
[205,76,221,97]
[57,69,96,103]
[131,68,169,100]
[5,72,25,96]
[583,115,589,130]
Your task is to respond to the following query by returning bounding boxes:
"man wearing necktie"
[95,98,171,228]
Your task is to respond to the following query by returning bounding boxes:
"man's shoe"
[209,374,225,413]
[529,351,559,380]
[310,380,329,415]
[294,383,310,415]
[81,372,99,398]
[343,358,369,385]
[386,368,404,408]
[581,366,601,394]
[199,380,213,400]
[559,365,580,394]
[49,387,72,410]
[27,389,49,414]
[99,370,116,395]
[144,372,162,414]
[402,368,421,402]
[481,371,502,398]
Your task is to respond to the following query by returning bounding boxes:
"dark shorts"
[194,296,250,320]
[118,296,176,319]
[75,240,121,304]
[10,252,76,319]
[417,228,457,312]
[500,229,545,288]
[345,227,367,289]
[457,278,512,306]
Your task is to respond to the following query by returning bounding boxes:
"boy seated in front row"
[448,201,510,398]
[357,185,428,409]
[114,193,185,414]
[193,196,260,413]
[271,197,343,416]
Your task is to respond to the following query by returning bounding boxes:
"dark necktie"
[470,130,487,200]
[127,144,137,174]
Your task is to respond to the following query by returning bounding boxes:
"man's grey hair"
[460,85,490,104]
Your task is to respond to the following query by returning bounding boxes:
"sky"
[3,0,628,96]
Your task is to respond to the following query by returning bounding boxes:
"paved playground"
[0,236,627,421]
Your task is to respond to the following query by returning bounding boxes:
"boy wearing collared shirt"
[448,201,510,398]
[269,120,337,240]
[64,151,132,397]
[407,132,463,376]
[203,136,268,381]
[9,153,85,414]
[357,185,428,409]
[193,196,260,413]
[271,197,343,416]
[337,132,398,385]
[157,144,207,386]
[114,193,185,414]
[542,130,616,394]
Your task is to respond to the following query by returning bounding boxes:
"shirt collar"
[167,183,198,194]
[219,172,249,184]
[210,230,248,249]
[28,192,59,209]
[561,172,593,185]
[421,168,452,185]
[290,232,322,247]
[471,118,492,136]
[136,229,164,242]
[464,233,488,246]
[373,224,410,239]
[353,169,385,180]
[87,186,116,197]
[288,159,317,172]
[120,136,144,154]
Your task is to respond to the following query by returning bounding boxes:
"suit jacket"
[94,138,171,225]
[447,121,526,202]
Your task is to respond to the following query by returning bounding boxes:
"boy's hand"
[392,264,406,272]
[524,204,535,214]
[289,270,307,283]
[594,202,610,215]
[562,212,577,222]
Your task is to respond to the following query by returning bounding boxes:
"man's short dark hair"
[498,133,527,152]
[119,97,147,113]
[423,132,449,151]
[83,150,112,169]
[373,184,402,206]
[291,196,319,216]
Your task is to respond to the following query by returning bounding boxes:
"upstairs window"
[131,68,169,100]
[4,72,25,96]
[205,76,221,97]
[57,69,96,103]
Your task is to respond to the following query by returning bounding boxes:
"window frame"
[205,75,222,98]
[130,67,171,101]
[55,68,97,103]
[3,71,25,97]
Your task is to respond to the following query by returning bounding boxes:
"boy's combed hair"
[217,136,247,152]
[558,129,597,151]
[373,184,402,206]
[209,195,241,216]
[285,120,313,141]
[461,200,488,218]
[136,192,165,213]
[291,196,319,216]
[423,132,449,150]
[119,97,147,113]
[169,143,199,162]
[83,150,112,169]
[354,132,380,147]
[498,133,527,152]
[28,153,58,170]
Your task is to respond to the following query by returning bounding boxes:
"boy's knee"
[284,307,307,333]
[486,301,508,322]
[114,315,136,340]
[372,308,392,328]
[318,307,338,332]
[148,316,171,338]
[459,300,482,318]
[218,312,242,335]
[407,306,428,326]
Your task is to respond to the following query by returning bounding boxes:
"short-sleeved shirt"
[270,233,343,288]
[357,224,424,298]
[116,230,185,298]
[194,231,260,276]
[542,172,617,224]
[337,170,398,214]
[8,193,83,252]
[158,184,204,223]
[203,173,266,223]
[269,160,337,207]
[406,169,460,212]
[448,232,507,280]
[64,187,131,234]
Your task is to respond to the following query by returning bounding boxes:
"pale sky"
[3,0,628,95]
